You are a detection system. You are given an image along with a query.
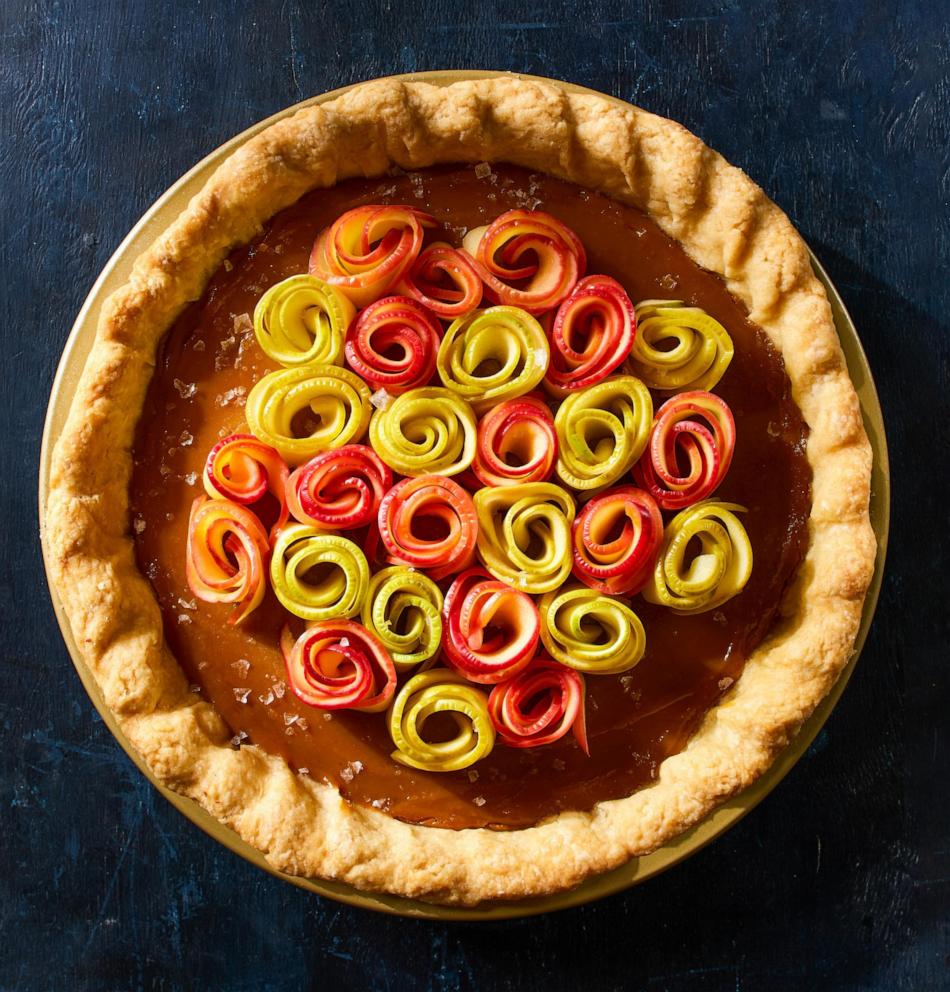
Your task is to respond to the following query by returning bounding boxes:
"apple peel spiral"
[474,482,575,593]
[643,500,753,614]
[388,670,495,772]
[487,656,588,752]
[246,363,371,466]
[539,585,646,675]
[555,375,653,492]
[185,496,269,625]
[280,620,396,712]
[361,566,444,670]
[627,299,733,392]
[269,524,370,622]
[368,387,477,477]
[253,274,355,368]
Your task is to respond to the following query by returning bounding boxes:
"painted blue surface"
[3,1,947,988]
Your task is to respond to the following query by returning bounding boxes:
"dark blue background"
[4,1,948,989]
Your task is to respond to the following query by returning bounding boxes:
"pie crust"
[46,76,875,905]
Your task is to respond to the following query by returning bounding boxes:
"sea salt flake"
[474,162,492,179]
[370,388,393,411]
[215,334,239,371]
[338,637,350,648]
[235,334,255,370]
[177,613,192,625]
[192,339,206,352]
[230,731,248,749]
[179,431,194,447]
[296,718,309,731]
[298,766,310,775]
[178,597,197,611]
[767,421,780,437]
[340,760,364,783]
[659,273,679,291]
[184,472,198,487]
[215,386,247,408]
[284,713,299,726]
[467,770,479,783]
[472,796,486,807]
[257,689,275,705]
[370,798,390,811]
[718,677,735,691]
[231,658,251,677]
[272,681,286,699]
[223,259,234,272]
[189,684,201,694]
[173,378,196,399]
[133,517,147,534]
[284,726,295,736]
[712,610,728,626]
[322,712,333,721]
[233,313,253,335]
[159,464,172,477]
[233,687,251,704]
[620,675,641,699]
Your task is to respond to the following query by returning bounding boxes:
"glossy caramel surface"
[130,165,811,830]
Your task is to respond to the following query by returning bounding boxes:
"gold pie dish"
[40,71,888,917]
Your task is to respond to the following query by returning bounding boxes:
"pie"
[45,76,875,906]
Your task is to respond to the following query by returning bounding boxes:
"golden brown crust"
[46,76,875,905]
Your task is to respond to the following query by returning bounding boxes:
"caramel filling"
[130,165,811,830]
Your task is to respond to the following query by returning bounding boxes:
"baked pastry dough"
[45,76,874,905]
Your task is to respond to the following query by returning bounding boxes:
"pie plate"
[39,70,889,920]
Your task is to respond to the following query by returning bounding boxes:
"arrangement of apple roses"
[184,202,752,775]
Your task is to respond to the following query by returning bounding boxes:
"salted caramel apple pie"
[46,77,874,905]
